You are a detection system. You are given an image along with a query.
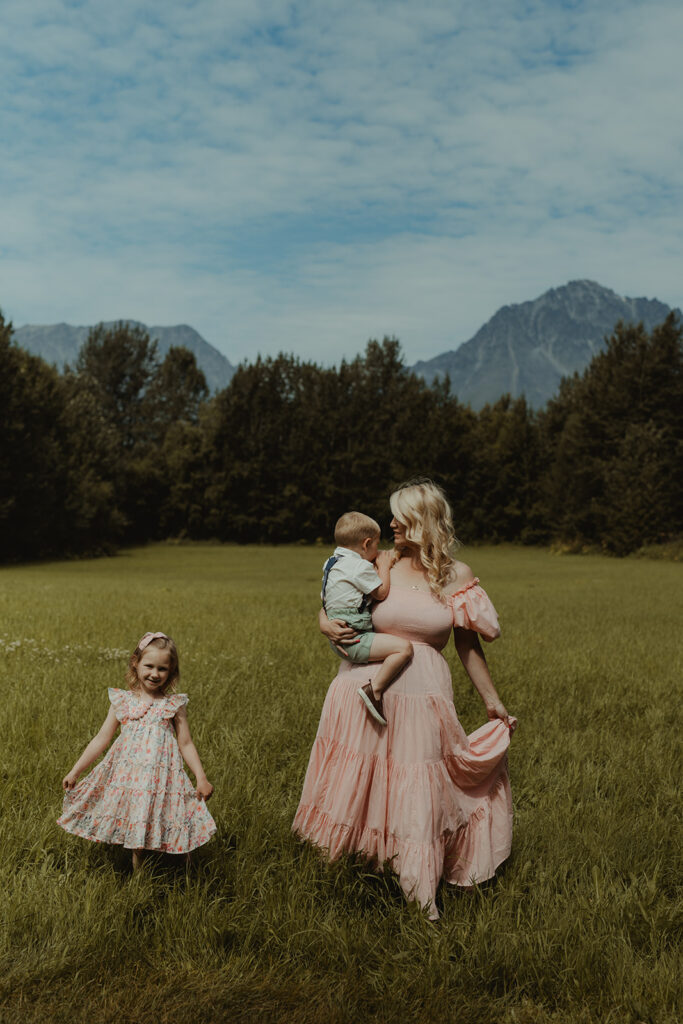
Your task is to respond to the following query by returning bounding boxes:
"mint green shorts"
[325,606,374,664]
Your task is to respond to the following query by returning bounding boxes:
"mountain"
[12,321,235,392]
[412,280,679,409]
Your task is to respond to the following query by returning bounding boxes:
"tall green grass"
[0,544,680,1023]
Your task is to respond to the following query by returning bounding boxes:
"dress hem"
[57,819,216,854]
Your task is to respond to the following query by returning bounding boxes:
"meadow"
[0,544,680,1024]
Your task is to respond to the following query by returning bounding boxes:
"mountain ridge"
[12,280,680,408]
[412,279,680,409]
[13,320,235,393]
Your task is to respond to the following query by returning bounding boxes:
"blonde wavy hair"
[390,478,461,596]
[126,635,179,695]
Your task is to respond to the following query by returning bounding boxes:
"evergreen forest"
[1,312,681,562]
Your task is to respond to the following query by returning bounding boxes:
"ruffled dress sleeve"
[449,578,501,642]
[108,687,130,721]
[162,694,189,719]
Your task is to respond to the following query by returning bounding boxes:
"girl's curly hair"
[126,635,179,695]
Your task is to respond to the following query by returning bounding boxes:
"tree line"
[1,311,681,562]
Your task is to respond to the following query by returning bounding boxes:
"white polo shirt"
[321,546,382,610]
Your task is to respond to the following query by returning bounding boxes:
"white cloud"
[1,0,681,364]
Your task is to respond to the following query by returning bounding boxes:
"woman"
[292,479,516,920]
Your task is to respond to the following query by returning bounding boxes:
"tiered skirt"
[293,644,513,918]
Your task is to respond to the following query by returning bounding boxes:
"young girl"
[58,631,215,869]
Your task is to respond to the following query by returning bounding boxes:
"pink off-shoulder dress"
[292,578,513,919]
[58,689,216,854]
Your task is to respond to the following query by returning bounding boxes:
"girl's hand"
[196,778,213,801]
[486,701,518,733]
[62,770,80,790]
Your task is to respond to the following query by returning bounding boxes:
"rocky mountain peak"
[412,280,678,409]
[13,320,235,393]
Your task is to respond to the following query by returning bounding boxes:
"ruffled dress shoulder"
[293,574,513,920]
[448,577,501,642]
[107,687,189,721]
[58,689,216,854]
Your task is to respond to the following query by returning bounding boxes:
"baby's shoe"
[358,683,387,726]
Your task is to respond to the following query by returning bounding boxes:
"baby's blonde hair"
[390,479,460,595]
[126,635,179,695]
[334,511,381,548]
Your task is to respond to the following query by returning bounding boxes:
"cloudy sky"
[2,0,682,365]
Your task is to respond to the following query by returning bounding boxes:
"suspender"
[321,555,339,605]
[321,553,370,613]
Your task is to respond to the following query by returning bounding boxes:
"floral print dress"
[58,688,216,853]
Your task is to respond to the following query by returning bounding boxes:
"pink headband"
[138,631,169,651]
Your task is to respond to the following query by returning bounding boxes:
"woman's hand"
[62,770,80,790]
[319,607,359,656]
[321,617,359,657]
[453,628,517,733]
[486,700,518,732]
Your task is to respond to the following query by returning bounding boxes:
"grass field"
[0,544,680,1024]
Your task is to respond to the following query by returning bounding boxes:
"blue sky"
[2,0,682,365]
